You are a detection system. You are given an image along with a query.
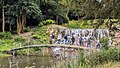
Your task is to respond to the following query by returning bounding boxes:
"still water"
[0,48,80,68]
[0,56,52,68]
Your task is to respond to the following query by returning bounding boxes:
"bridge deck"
[6,44,97,52]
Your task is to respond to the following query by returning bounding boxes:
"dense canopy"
[0,0,120,33]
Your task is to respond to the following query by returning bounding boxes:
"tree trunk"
[21,14,26,32]
[17,16,22,34]
[78,15,79,21]
[24,15,26,27]
[56,15,58,25]
[19,16,22,34]
[78,11,80,21]
[9,24,12,31]
[17,14,26,34]
[2,0,5,32]
[17,16,20,34]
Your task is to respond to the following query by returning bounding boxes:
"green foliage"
[17,48,35,55]
[102,48,120,61]
[79,51,86,66]
[33,34,42,39]
[25,66,35,68]
[83,48,120,67]
[32,26,50,44]
[46,19,56,24]
[40,0,69,24]
[38,22,43,27]
[0,39,14,44]
[23,27,30,32]
[59,15,69,24]
[14,36,26,42]
[100,36,109,49]
[67,20,93,28]
[42,21,47,25]
[33,47,41,51]
[0,39,14,52]
[1,0,120,32]
[100,36,109,43]
[24,1,42,19]
[39,19,56,27]
[0,32,12,39]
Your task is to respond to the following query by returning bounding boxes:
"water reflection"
[0,56,52,68]
[52,47,80,68]
[0,48,80,68]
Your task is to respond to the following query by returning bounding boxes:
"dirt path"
[19,32,33,38]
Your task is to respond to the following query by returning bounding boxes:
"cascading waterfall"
[60,28,111,46]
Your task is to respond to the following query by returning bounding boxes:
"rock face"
[112,31,120,46]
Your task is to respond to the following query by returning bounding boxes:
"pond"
[0,48,80,68]
[0,56,52,68]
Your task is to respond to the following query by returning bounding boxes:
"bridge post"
[63,47,65,59]
[27,46,30,56]
[12,51,15,56]
[42,47,45,57]
[13,42,17,56]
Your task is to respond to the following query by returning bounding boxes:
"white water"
[60,28,111,45]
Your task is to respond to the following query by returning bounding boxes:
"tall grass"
[51,48,120,68]
[79,48,120,68]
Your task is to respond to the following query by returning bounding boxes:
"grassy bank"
[0,25,51,56]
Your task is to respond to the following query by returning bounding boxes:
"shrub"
[14,36,26,42]
[46,19,56,24]
[84,48,120,66]
[100,36,109,43]
[38,19,56,27]
[102,48,120,61]
[42,21,47,25]
[68,20,93,28]
[100,36,109,49]
[0,39,14,44]
[0,32,12,39]
[32,26,50,44]
[38,22,43,27]
[32,34,42,39]
[23,27,30,32]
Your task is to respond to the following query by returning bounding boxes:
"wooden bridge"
[5,44,97,53]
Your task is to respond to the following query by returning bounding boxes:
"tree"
[40,0,69,24]
[15,1,42,34]
[2,0,5,32]
[94,0,120,29]
[4,0,42,34]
